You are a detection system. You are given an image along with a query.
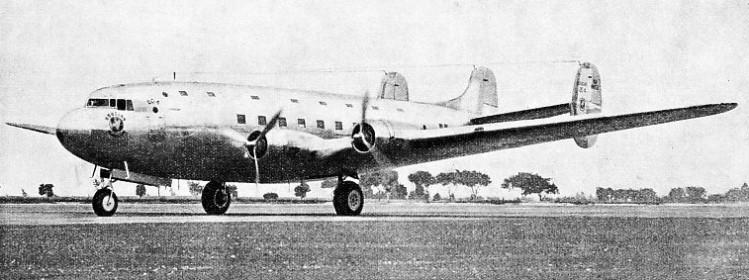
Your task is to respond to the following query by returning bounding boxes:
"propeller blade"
[253,145,261,186]
[360,90,369,126]
[260,109,283,137]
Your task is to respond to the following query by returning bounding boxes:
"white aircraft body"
[6,63,737,216]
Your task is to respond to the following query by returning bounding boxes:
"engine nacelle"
[570,62,603,148]
[351,120,395,153]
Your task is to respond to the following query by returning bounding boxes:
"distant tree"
[408,171,434,202]
[453,170,492,200]
[685,186,706,203]
[226,184,238,198]
[320,178,338,189]
[501,172,558,201]
[432,193,441,201]
[666,188,686,203]
[435,172,457,201]
[263,192,279,200]
[360,170,400,199]
[294,181,311,199]
[135,184,146,197]
[725,183,749,202]
[391,184,408,199]
[596,187,614,202]
[21,188,28,197]
[38,184,54,197]
[188,182,203,196]
[639,188,658,204]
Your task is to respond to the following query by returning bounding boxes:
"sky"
[1,0,747,198]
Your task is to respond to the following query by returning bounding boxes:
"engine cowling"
[351,120,395,153]
[570,62,603,148]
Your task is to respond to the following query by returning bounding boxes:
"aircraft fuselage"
[56,82,477,183]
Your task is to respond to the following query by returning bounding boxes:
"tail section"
[570,62,603,148]
[436,66,498,115]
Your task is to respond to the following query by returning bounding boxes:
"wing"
[470,103,570,124]
[316,103,737,172]
[5,122,57,135]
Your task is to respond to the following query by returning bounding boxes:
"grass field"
[3,214,749,279]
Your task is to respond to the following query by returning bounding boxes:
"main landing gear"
[201,181,231,215]
[333,176,364,216]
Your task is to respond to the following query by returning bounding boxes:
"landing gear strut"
[333,176,364,216]
[201,181,231,215]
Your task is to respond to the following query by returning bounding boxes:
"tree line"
[594,183,749,204]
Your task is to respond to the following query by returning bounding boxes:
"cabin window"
[117,99,127,110]
[126,100,134,111]
[86,99,109,107]
[109,99,116,108]
[162,92,168,97]
[237,114,246,124]
[422,125,427,130]
[290,99,299,103]
[317,120,325,129]
[345,104,353,108]
[207,91,216,97]
[258,116,267,125]
[279,117,287,127]
[251,95,260,100]
[444,124,448,128]
[439,124,443,128]
[298,118,306,128]
[179,91,188,96]
[319,101,327,105]
[335,121,343,130]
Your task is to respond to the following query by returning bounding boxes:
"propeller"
[351,91,391,167]
[247,110,283,186]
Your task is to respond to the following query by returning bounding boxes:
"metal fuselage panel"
[57,82,477,183]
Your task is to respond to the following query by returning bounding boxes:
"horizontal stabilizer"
[470,103,570,125]
[5,122,57,135]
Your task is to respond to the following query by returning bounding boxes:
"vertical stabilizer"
[379,72,409,101]
[435,66,498,115]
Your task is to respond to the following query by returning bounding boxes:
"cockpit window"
[87,98,134,111]
[86,99,109,107]
[117,99,127,110]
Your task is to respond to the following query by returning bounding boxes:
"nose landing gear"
[92,180,119,216]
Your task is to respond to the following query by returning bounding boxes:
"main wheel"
[333,181,363,216]
[201,181,231,215]
[92,188,118,216]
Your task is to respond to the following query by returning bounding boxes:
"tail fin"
[379,72,409,101]
[435,66,498,115]
[570,62,603,148]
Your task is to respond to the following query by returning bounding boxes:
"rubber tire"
[201,181,231,215]
[92,188,118,217]
[333,181,364,216]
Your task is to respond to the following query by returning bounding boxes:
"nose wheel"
[92,188,119,216]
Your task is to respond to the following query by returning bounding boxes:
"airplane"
[5,62,737,216]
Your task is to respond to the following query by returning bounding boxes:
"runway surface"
[4,202,749,279]
[3,202,749,225]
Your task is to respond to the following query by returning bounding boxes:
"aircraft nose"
[56,109,92,149]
